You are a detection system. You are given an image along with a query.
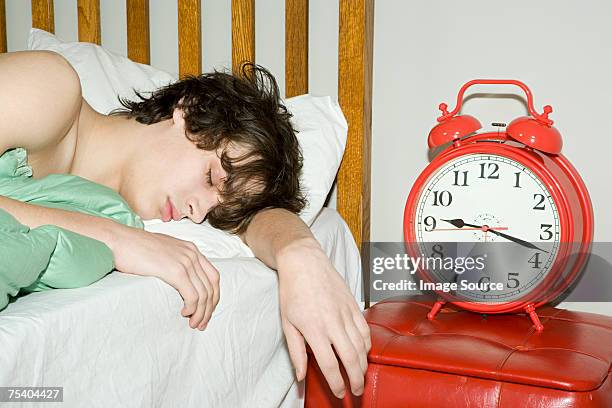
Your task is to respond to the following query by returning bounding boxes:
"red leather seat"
[305,295,612,407]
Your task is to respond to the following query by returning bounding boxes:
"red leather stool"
[305,295,612,407]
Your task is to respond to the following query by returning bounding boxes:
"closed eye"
[207,169,213,186]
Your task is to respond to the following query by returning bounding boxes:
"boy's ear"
[172,107,186,129]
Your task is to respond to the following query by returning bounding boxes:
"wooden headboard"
[0,0,373,251]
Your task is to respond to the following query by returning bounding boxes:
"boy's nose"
[187,200,206,224]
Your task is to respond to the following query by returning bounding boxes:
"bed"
[0,208,361,407]
[0,1,374,407]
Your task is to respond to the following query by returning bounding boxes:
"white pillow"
[27,29,177,115]
[143,218,254,258]
[27,28,347,249]
[283,94,347,225]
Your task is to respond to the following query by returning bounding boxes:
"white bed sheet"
[0,208,362,408]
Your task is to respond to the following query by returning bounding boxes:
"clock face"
[414,153,561,302]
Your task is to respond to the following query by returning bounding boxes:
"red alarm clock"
[403,79,593,331]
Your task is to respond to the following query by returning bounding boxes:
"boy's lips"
[162,198,182,222]
[162,198,172,222]
[171,201,181,221]
[162,198,183,222]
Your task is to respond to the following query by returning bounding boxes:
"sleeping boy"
[0,50,369,400]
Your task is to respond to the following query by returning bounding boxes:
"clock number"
[430,244,444,258]
[423,216,437,232]
[478,276,491,292]
[507,272,520,289]
[528,252,542,269]
[533,194,546,210]
[479,163,499,179]
[432,190,453,206]
[540,224,553,240]
[513,172,521,188]
[452,170,469,186]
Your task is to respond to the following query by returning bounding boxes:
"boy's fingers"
[176,270,198,317]
[308,339,345,399]
[331,331,364,396]
[186,260,208,328]
[199,254,220,308]
[195,255,217,326]
[345,319,368,375]
[282,320,308,381]
[353,313,372,352]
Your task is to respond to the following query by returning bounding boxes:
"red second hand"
[432,227,508,231]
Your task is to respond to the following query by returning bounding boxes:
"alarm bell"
[427,103,482,149]
[427,80,564,155]
[506,108,563,154]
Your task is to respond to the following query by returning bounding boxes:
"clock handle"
[437,79,554,126]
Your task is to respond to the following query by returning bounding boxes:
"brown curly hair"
[110,63,306,234]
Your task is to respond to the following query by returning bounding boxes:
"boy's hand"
[110,226,220,330]
[277,238,371,399]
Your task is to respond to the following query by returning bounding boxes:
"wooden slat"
[77,0,101,44]
[178,0,201,77]
[231,0,255,75]
[31,0,54,33]
[337,0,374,306]
[0,0,6,53]
[285,0,308,97]
[127,0,150,64]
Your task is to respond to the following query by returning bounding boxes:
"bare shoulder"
[0,50,82,158]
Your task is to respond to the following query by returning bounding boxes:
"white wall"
[6,0,611,313]
[371,1,612,315]
[372,0,611,243]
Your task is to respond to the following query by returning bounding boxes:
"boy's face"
[156,146,226,223]
[121,109,231,223]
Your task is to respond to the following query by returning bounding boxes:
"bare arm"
[0,194,118,244]
[241,208,371,399]
[241,208,313,268]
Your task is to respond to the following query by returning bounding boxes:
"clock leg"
[525,303,544,332]
[427,299,446,320]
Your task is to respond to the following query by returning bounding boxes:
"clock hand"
[486,229,549,253]
[441,218,477,229]
[441,218,549,253]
